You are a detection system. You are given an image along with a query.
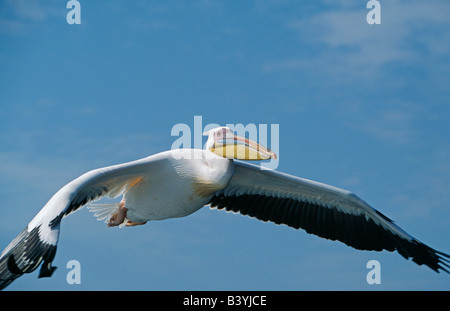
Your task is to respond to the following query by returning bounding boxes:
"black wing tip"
[416,242,450,274]
[210,193,450,275]
[6,254,24,276]
[38,262,58,278]
[0,226,58,290]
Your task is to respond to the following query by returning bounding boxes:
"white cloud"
[8,0,47,21]
[267,0,450,77]
[0,0,63,35]
[261,0,450,145]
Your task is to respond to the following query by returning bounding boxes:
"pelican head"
[203,126,277,160]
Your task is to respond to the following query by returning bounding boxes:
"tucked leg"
[107,200,127,227]
[125,220,148,227]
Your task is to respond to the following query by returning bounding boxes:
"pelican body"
[108,149,235,223]
[0,126,448,289]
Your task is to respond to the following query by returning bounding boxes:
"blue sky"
[1,0,449,290]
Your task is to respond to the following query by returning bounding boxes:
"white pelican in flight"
[0,126,449,289]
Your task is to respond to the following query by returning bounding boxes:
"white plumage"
[0,126,448,290]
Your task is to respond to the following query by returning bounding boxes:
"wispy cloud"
[265,0,450,78]
[0,0,63,35]
[262,0,450,146]
[336,101,419,144]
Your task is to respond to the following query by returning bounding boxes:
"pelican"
[0,126,449,289]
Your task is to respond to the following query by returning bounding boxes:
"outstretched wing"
[209,161,450,273]
[0,154,165,290]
